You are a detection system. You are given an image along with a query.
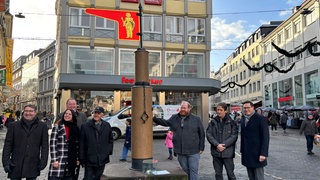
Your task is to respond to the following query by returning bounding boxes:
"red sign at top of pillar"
[85,8,140,41]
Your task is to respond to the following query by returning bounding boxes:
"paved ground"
[0,127,319,179]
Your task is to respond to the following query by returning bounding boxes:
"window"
[249,84,252,93]
[165,52,204,78]
[120,49,135,75]
[279,56,285,67]
[253,82,256,92]
[295,46,302,61]
[285,26,292,39]
[305,8,315,26]
[69,8,90,36]
[69,46,114,75]
[166,16,184,42]
[256,46,259,56]
[187,18,205,43]
[277,32,283,44]
[143,14,162,41]
[257,81,261,91]
[294,21,301,34]
[95,17,115,38]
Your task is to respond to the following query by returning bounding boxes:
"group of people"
[153,100,270,180]
[2,98,114,180]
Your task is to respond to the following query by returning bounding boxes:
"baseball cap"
[94,106,105,114]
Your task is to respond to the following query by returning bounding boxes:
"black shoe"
[119,159,126,162]
[307,151,314,155]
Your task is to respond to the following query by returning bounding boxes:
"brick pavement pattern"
[0,128,320,179]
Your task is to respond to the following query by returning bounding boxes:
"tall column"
[131,48,153,170]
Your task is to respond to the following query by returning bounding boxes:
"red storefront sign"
[85,8,140,41]
[121,76,163,85]
[278,96,292,102]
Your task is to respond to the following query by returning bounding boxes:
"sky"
[9,0,304,71]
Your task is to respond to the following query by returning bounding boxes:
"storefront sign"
[145,0,162,5]
[278,96,292,102]
[121,76,163,85]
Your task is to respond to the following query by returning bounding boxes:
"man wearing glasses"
[241,101,270,180]
[2,104,49,180]
[153,101,205,180]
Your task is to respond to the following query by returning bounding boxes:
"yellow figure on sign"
[121,13,135,38]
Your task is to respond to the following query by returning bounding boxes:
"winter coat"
[124,125,131,148]
[80,119,114,167]
[2,118,49,179]
[280,113,288,124]
[48,123,80,178]
[57,111,87,129]
[206,115,238,158]
[153,113,205,155]
[299,119,317,136]
[165,132,173,148]
[240,113,269,168]
[269,114,278,125]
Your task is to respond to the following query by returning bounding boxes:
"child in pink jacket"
[165,130,174,160]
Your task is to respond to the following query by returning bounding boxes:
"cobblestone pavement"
[0,128,319,180]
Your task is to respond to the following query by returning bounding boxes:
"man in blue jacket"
[153,101,205,180]
[241,101,270,180]
[80,106,114,180]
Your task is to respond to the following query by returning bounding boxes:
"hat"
[94,106,105,114]
[307,111,313,116]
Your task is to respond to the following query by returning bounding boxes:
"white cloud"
[10,0,56,60]
[211,17,251,50]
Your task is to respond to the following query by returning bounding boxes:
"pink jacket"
[165,132,173,148]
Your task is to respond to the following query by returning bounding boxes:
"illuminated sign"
[121,76,163,85]
[85,8,140,41]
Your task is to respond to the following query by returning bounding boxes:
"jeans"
[212,156,236,180]
[84,165,105,180]
[177,153,200,180]
[305,135,314,152]
[121,145,131,160]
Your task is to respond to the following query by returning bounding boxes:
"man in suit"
[241,101,270,180]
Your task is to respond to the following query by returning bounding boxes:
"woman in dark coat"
[48,109,80,180]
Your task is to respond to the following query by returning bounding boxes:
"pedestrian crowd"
[2,99,320,180]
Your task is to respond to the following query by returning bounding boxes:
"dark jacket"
[206,115,238,158]
[153,113,205,155]
[2,118,49,179]
[240,112,269,168]
[299,118,317,136]
[124,126,131,148]
[80,119,114,167]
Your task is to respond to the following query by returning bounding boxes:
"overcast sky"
[10,0,305,71]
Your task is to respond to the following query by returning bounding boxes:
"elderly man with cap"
[299,111,318,155]
[80,106,114,180]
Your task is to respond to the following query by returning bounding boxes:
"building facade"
[262,0,320,108]
[54,0,219,124]
[38,41,55,113]
[11,55,26,111]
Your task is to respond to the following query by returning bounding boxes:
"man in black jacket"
[80,106,114,180]
[153,101,205,180]
[2,104,49,180]
[206,102,238,180]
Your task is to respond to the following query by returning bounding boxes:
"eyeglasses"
[24,110,35,113]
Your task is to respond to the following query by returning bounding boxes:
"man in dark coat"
[80,106,114,180]
[206,102,238,180]
[2,104,49,180]
[241,101,270,180]
[56,98,88,129]
[153,101,205,180]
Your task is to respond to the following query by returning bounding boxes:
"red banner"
[278,96,292,102]
[85,8,140,41]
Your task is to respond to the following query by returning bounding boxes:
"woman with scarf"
[48,109,80,180]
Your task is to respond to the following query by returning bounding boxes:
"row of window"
[39,54,55,72]
[69,8,205,44]
[68,46,205,78]
[39,76,54,92]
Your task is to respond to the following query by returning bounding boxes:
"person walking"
[269,112,278,132]
[153,101,205,180]
[299,112,318,155]
[241,101,270,180]
[165,129,174,160]
[119,118,132,162]
[280,112,288,134]
[56,98,88,129]
[80,106,114,180]
[2,104,49,180]
[48,109,80,180]
[206,102,238,180]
